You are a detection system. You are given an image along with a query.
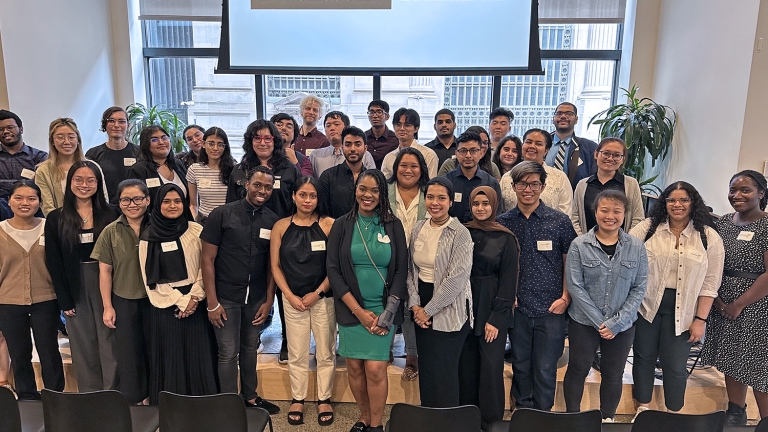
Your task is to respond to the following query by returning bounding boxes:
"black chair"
[756,417,768,432]
[385,403,481,432]
[632,409,725,432]
[41,389,159,432]
[158,391,273,432]
[507,408,602,432]
[0,386,22,432]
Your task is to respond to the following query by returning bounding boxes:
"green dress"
[338,213,394,361]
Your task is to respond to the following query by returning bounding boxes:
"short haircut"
[490,107,514,123]
[269,113,300,145]
[341,125,367,145]
[299,95,324,116]
[0,109,22,128]
[368,100,390,113]
[100,106,126,132]
[456,131,482,147]
[556,102,578,116]
[434,108,455,123]
[324,111,350,127]
[246,165,274,182]
[392,108,420,129]
[509,160,547,184]
[593,189,629,211]
[523,128,554,150]
[117,178,150,197]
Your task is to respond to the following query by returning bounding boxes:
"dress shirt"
[365,127,399,169]
[381,141,439,180]
[443,166,502,223]
[424,137,457,168]
[294,127,331,156]
[500,164,572,215]
[318,162,366,219]
[309,145,375,178]
[544,134,598,189]
[91,215,147,300]
[390,184,426,246]
[0,144,48,198]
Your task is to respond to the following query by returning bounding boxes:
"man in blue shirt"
[444,131,501,223]
[497,161,577,411]
[545,102,598,190]
[0,110,48,199]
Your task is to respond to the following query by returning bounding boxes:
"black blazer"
[327,214,408,326]
[127,160,188,213]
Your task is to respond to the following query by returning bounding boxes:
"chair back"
[508,408,602,432]
[0,386,22,432]
[631,410,725,432]
[41,389,133,432]
[158,391,248,432]
[756,417,768,432]
[386,403,481,432]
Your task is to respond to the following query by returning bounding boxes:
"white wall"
[0,30,9,109]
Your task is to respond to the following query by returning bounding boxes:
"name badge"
[198,178,212,189]
[311,241,326,251]
[377,233,391,244]
[39,236,45,246]
[537,240,553,251]
[737,231,754,241]
[146,178,161,188]
[454,192,462,202]
[123,158,136,167]
[414,240,424,251]
[577,157,584,167]
[161,241,179,252]
[79,233,94,243]
[259,228,271,240]
[306,149,314,156]
[686,250,704,263]
[273,180,281,189]
[21,168,35,179]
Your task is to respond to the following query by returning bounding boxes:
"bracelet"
[206,303,221,312]
[694,315,708,323]
[352,305,361,314]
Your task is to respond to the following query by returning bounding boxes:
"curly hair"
[644,181,714,249]
[241,119,285,169]
[347,169,396,224]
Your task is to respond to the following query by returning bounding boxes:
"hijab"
[142,183,194,287]
[464,186,514,235]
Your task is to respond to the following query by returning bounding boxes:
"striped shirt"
[186,163,228,217]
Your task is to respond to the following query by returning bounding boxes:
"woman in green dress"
[327,169,408,432]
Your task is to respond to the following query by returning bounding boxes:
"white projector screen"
[218,0,542,75]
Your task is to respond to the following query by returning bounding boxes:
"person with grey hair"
[295,95,331,156]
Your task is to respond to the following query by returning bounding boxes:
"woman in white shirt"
[186,127,236,224]
[629,181,724,417]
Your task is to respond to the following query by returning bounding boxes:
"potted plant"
[125,103,188,153]
[588,85,676,195]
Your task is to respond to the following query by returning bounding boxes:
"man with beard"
[424,108,458,168]
[318,126,369,218]
[0,110,48,199]
[270,113,313,177]
[310,111,375,178]
[544,102,598,189]
[294,95,331,156]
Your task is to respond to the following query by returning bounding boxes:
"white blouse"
[500,164,572,215]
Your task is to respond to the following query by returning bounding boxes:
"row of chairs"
[0,387,272,432]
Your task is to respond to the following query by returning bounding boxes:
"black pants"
[112,295,151,404]
[458,330,507,427]
[0,301,64,400]
[563,320,635,418]
[415,320,471,408]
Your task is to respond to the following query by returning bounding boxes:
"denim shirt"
[566,227,648,335]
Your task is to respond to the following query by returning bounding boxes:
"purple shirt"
[294,127,331,156]
[365,127,399,169]
[0,143,48,198]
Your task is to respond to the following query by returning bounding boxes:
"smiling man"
[424,108,458,168]
[318,126,370,218]
[310,111,375,178]
[444,131,501,223]
[294,95,331,156]
[545,102,598,189]
[87,107,140,204]
[0,109,48,199]
[489,108,515,151]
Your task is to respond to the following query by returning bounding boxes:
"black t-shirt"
[597,238,618,259]
[85,143,140,204]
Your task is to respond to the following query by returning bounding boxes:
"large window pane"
[144,21,221,48]
[539,24,619,50]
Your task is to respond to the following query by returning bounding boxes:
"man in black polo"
[319,126,368,218]
[444,131,502,223]
[201,165,280,414]
[0,109,48,199]
[424,108,457,168]
[364,100,399,169]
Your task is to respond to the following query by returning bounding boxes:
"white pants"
[282,294,337,401]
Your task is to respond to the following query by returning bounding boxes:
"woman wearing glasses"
[91,179,151,404]
[128,125,188,213]
[629,181,724,417]
[571,138,644,235]
[186,127,236,224]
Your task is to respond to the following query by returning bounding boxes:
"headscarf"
[464,186,514,235]
[142,183,194,287]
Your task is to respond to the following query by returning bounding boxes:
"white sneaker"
[632,406,650,423]
[602,417,615,423]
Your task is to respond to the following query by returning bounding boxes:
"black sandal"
[317,398,334,426]
[287,399,304,425]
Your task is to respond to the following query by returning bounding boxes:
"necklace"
[361,218,375,230]
[430,216,450,227]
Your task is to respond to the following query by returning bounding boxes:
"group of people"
[0,97,766,432]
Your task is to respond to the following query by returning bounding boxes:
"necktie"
[553,141,566,171]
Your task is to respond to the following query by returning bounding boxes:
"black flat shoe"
[287,399,304,425]
[349,420,368,432]
[317,398,334,426]
[368,426,384,432]
[245,397,280,415]
[725,402,747,426]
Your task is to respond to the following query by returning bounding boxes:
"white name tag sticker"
[311,241,326,251]
[454,192,462,202]
[123,158,136,166]
[378,233,391,244]
[198,178,212,189]
[161,241,179,252]
[737,231,754,241]
[39,236,45,246]
[414,240,424,251]
[146,178,161,188]
[273,180,281,189]
[79,233,94,244]
[537,240,553,251]
[259,228,271,240]
[686,250,704,263]
[306,149,314,156]
[578,157,584,167]
[21,168,35,179]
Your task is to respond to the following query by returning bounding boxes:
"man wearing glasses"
[0,109,48,199]
[444,131,501,223]
[545,102,598,189]
[87,107,139,204]
[497,161,577,412]
[364,100,399,169]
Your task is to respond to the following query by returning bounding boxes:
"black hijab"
[142,183,194,287]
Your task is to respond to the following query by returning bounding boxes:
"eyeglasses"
[205,141,226,149]
[513,181,543,191]
[253,136,274,143]
[54,134,78,143]
[554,111,577,118]
[150,135,170,144]
[0,125,18,133]
[119,196,148,206]
[73,177,97,186]
[106,119,128,125]
[665,198,692,204]
[456,148,482,156]
[367,109,386,116]
[598,150,625,160]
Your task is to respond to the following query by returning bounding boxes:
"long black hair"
[241,119,286,169]
[465,125,497,174]
[199,127,236,185]
[59,161,113,251]
[492,135,523,174]
[644,181,714,249]
[387,147,430,192]
[730,170,768,211]
[347,169,396,224]
[137,125,181,171]
[291,176,320,215]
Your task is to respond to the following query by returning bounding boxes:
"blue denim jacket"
[566,228,648,335]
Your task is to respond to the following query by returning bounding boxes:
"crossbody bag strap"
[355,220,388,286]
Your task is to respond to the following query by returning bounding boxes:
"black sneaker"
[724,402,747,426]
[278,340,288,364]
[246,397,280,415]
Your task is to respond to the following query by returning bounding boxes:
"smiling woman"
[127,125,188,213]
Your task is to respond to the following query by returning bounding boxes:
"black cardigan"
[326,215,408,326]
[127,160,188,213]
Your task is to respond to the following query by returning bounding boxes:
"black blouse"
[279,221,329,297]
